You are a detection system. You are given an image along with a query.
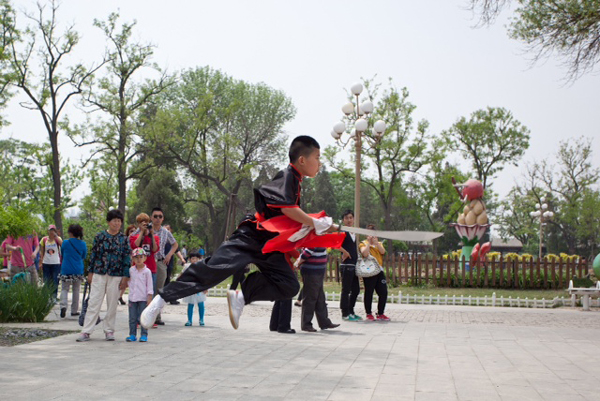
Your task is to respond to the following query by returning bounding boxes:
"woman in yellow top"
[359,224,390,321]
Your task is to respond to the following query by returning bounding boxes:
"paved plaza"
[2,296,600,400]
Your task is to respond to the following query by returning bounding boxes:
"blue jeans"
[42,263,61,299]
[151,273,157,294]
[129,301,148,337]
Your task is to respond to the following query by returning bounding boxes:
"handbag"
[355,255,382,278]
[79,281,102,327]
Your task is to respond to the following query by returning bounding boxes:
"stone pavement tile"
[372,391,415,401]
[532,382,584,401]
[549,365,592,381]
[121,378,177,395]
[247,382,296,397]
[260,371,305,385]
[223,373,267,389]
[565,378,600,395]
[172,378,221,393]
[415,374,455,394]
[414,391,458,401]
[374,381,415,392]
[454,378,500,401]
[327,386,374,401]
[378,373,416,386]
[486,369,530,387]
[519,369,560,383]
[337,374,380,388]
[496,384,543,400]
[147,390,198,401]
[285,387,332,400]
[577,388,600,401]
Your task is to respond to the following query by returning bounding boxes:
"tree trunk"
[50,132,63,233]
[118,166,127,216]
[118,121,127,216]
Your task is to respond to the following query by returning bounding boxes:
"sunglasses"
[152,215,164,219]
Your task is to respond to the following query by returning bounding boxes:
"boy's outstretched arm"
[281,207,315,227]
[282,208,338,233]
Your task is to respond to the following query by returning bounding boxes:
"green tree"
[6,0,104,232]
[325,80,438,240]
[496,181,541,253]
[468,0,600,80]
[408,161,469,254]
[142,67,294,249]
[443,107,530,190]
[535,137,599,254]
[301,166,338,218]
[0,138,81,223]
[70,12,172,216]
[129,166,186,231]
[577,188,600,259]
[78,156,119,224]
[0,0,17,126]
[498,137,599,256]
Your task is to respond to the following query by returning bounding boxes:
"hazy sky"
[3,0,599,204]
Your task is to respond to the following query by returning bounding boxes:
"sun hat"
[132,248,147,257]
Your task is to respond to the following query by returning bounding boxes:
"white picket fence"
[207,286,596,309]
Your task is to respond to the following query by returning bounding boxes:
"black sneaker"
[118,297,126,305]
[155,320,165,326]
[169,301,180,305]
[60,308,66,318]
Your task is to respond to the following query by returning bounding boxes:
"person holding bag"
[59,224,87,318]
[359,224,390,322]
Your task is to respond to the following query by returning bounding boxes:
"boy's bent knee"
[282,280,301,299]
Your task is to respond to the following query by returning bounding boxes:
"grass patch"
[0,281,55,323]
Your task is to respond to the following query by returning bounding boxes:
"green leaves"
[469,0,600,81]
[0,281,54,323]
[0,204,41,240]
[443,107,530,190]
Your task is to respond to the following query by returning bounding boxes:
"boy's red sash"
[258,211,345,254]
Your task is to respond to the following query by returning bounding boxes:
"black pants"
[230,266,249,290]
[159,226,300,304]
[339,264,360,317]
[269,299,292,331]
[301,270,332,330]
[363,271,387,315]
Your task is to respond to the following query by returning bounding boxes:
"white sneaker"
[227,290,245,330]
[140,296,166,329]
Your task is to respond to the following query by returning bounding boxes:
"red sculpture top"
[461,179,484,202]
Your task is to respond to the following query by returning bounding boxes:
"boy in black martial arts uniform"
[140,136,344,330]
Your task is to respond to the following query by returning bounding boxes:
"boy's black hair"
[341,209,354,219]
[106,209,124,223]
[188,252,202,259]
[289,135,320,163]
[68,224,84,240]
[152,207,164,216]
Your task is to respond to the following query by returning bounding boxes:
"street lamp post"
[331,82,386,231]
[530,197,554,260]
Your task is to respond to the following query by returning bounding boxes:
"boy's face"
[190,256,200,264]
[133,255,146,264]
[296,148,321,178]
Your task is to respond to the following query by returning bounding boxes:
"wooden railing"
[323,255,591,289]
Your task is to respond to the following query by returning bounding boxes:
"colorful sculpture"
[450,178,491,265]
[593,253,600,279]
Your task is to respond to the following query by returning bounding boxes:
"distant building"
[490,237,523,254]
